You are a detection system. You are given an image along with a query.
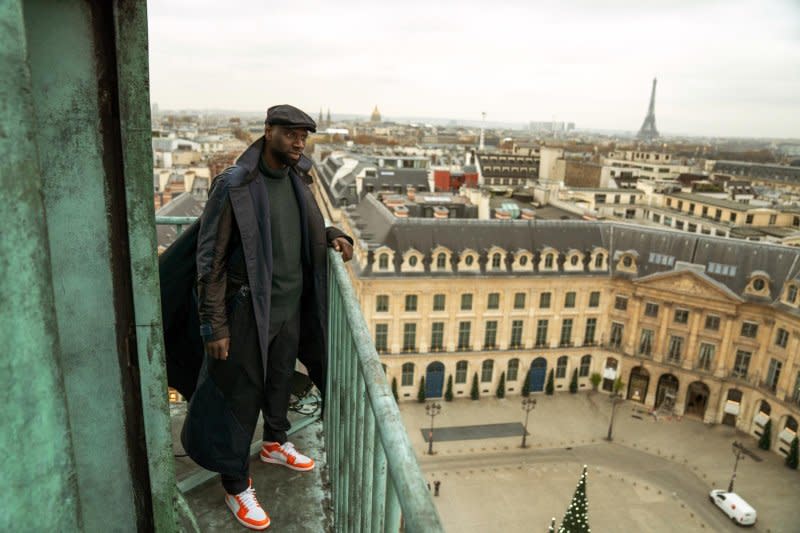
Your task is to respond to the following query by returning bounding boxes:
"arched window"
[594,253,604,268]
[437,253,447,269]
[492,253,502,268]
[481,360,494,382]
[455,360,468,384]
[545,253,554,269]
[507,358,520,381]
[379,253,389,269]
[556,356,568,378]
[579,355,591,377]
[401,362,415,386]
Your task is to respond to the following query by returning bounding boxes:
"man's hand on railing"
[206,338,230,360]
[330,237,353,262]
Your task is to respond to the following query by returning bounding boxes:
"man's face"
[266,125,308,166]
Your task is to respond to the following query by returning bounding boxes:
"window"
[544,253,555,269]
[766,359,783,391]
[539,292,551,309]
[583,318,597,346]
[570,255,579,267]
[484,321,498,349]
[375,324,388,353]
[776,328,789,348]
[667,336,683,363]
[513,292,526,309]
[648,253,675,266]
[378,253,389,269]
[614,296,628,311]
[510,320,524,348]
[457,321,471,350]
[698,343,715,371]
[461,293,473,311]
[741,321,759,338]
[405,294,418,312]
[430,322,444,351]
[733,350,752,379]
[560,319,573,346]
[464,255,474,266]
[707,262,737,277]
[579,355,591,377]
[610,322,624,349]
[536,320,549,347]
[408,256,418,267]
[556,356,568,378]
[507,359,520,381]
[436,253,447,269]
[455,361,468,384]
[644,302,659,318]
[564,292,576,308]
[674,309,689,324]
[491,253,502,269]
[788,285,799,304]
[588,291,600,307]
[402,323,417,352]
[594,254,604,268]
[769,214,777,225]
[487,292,500,310]
[752,278,766,291]
[519,255,528,267]
[376,294,389,312]
[638,329,653,356]
[481,360,494,382]
[401,362,414,386]
[433,294,446,312]
[705,315,720,331]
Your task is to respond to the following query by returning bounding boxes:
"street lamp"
[425,402,442,455]
[606,391,624,441]
[728,441,746,493]
[520,397,537,448]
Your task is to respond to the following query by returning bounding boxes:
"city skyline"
[147,0,800,139]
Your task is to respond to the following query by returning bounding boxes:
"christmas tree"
[445,375,454,402]
[471,372,480,400]
[569,369,578,394]
[496,371,506,398]
[417,376,426,403]
[522,368,531,397]
[558,465,590,533]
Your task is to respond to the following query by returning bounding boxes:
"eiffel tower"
[637,78,659,140]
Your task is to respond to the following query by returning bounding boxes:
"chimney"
[494,209,511,220]
[394,205,409,218]
[433,206,449,219]
[520,208,535,220]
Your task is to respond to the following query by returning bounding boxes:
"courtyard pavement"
[400,392,800,533]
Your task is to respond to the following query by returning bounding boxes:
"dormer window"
[623,256,633,268]
[787,284,799,304]
[745,271,770,297]
[570,255,579,266]
[492,253,502,269]
[594,254,605,268]
[436,253,447,269]
[379,254,389,269]
[520,256,528,266]
[545,254,554,269]
[409,256,418,267]
[465,255,474,266]
[753,278,765,291]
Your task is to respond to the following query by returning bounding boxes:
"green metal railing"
[327,251,444,533]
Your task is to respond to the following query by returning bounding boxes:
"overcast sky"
[147,0,800,138]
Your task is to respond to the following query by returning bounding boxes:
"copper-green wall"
[2,1,178,530]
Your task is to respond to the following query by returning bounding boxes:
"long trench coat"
[159,137,349,476]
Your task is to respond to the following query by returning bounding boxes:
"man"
[192,104,352,530]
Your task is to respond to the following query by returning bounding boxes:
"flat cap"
[265,104,317,132]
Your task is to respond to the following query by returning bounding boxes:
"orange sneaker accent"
[260,441,315,471]
[225,479,271,530]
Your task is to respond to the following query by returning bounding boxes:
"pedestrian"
[179,104,352,530]
[434,480,441,497]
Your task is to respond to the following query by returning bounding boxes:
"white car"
[709,490,757,526]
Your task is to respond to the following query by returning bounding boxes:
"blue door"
[426,362,445,398]
[529,357,547,392]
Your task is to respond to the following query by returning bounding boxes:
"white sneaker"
[225,479,271,530]
[260,441,315,471]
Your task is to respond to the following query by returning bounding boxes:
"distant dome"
[370,105,382,123]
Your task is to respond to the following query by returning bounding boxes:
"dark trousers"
[210,293,300,495]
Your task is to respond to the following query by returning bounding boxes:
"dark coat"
[159,138,349,476]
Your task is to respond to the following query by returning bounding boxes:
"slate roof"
[348,194,800,311]
[155,193,205,248]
